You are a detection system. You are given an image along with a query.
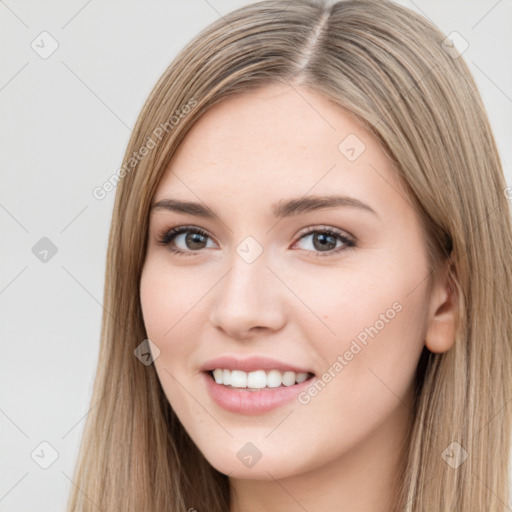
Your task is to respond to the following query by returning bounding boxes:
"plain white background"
[0,1,511,510]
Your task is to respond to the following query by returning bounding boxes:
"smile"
[210,368,313,390]
[202,367,316,415]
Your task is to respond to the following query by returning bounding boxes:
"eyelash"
[156,225,356,258]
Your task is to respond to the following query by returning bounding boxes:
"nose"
[208,249,287,340]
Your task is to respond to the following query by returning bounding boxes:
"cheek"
[311,251,430,406]
[139,261,202,419]
[294,239,427,363]
[140,257,205,340]
[139,261,200,374]
[140,261,175,338]
[290,257,426,352]
[290,267,429,459]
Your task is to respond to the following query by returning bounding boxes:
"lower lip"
[202,372,314,415]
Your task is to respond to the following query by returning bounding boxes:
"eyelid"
[156,225,217,248]
[295,225,356,244]
[292,225,356,257]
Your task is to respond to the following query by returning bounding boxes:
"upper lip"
[200,356,314,375]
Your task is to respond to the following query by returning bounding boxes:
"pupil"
[314,233,336,251]
[186,232,206,249]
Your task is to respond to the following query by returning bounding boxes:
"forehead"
[154,84,407,217]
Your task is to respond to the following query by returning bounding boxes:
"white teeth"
[230,370,247,388]
[267,369,282,388]
[296,372,308,383]
[247,370,267,388]
[282,371,296,386]
[210,368,311,389]
[213,369,223,384]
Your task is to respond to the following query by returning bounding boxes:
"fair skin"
[139,83,456,512]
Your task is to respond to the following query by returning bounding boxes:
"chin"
[197,439,308,481]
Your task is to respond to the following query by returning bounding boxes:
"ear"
[425,258,458,354]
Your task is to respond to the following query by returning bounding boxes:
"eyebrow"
[151,195,379,219]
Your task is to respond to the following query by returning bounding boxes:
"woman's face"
[140,83,440,480]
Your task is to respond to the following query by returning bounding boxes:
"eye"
[293,226,356,257]
[156,225,356,258]
[156,226,216,257]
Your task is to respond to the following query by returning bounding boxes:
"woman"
[66,0,512,510]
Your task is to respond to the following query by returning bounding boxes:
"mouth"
[200,356,317,414]
[205,368,316,391]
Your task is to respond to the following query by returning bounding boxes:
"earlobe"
[425,260,458,354]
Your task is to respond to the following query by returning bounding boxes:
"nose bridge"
[209,237,285,337]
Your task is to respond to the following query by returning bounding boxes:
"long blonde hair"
[67,1,512,510]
